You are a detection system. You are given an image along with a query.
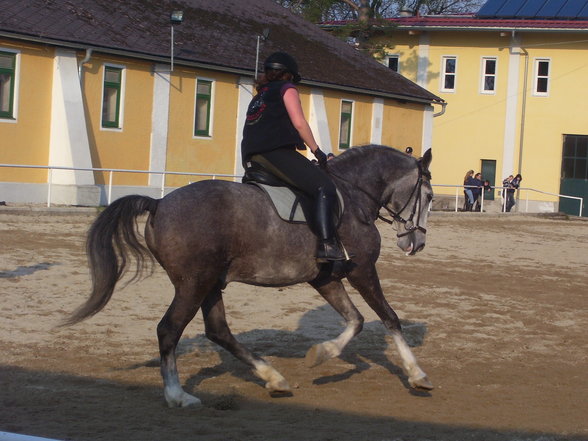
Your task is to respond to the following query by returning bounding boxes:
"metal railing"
[0,163,584,216]
[434,184,583,217]
[0,163,241,207]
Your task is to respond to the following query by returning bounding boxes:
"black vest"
[241,81,304,161]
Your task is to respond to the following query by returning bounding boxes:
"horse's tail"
[63,195,158,326]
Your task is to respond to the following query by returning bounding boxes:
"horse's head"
[384,149,433,256]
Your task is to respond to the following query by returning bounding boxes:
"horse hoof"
[165,390,203,408]
[409,375,434,391]
[266,378,291,393]
[305,343,331,367]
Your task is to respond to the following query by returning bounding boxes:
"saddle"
[242,161,343,226]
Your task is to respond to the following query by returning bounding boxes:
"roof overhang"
[0,30,441,106]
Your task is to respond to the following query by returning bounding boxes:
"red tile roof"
[391,15,588,30]
[323,15,588,31]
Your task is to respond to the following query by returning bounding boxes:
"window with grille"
[562,135,588,180]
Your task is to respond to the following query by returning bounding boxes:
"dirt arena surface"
[0,207,586,441]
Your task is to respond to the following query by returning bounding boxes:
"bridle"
[329,161,429,238]
[378,162,428,237]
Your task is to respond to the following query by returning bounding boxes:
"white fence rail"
[0,163,584,216]
[439,183,584,217]
[0,163,241,207]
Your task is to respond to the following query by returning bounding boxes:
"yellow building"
[0,0,441,206]
[324,1,588,216]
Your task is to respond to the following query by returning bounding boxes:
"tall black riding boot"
[314,187,346,262]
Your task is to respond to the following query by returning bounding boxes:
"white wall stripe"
[149,64,171,187]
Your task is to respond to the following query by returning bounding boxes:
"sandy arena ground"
[0,207,586,441]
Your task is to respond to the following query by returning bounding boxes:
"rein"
[329,161,427,237]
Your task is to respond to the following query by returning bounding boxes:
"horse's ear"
[419,148,432,171]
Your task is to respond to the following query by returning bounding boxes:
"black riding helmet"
[264,52,301,84]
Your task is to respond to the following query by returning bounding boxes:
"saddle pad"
[254,183,308,223]
[252,183,344,224]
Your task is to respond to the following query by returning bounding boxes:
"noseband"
[377,163,428,237]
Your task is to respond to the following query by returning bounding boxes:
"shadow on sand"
[0,364,581,441]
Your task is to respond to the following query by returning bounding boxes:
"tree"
[275,0,485,22]
[276,0,485,54]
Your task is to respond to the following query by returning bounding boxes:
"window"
[441,56,457,92]
[102,66,123,128]
[0,51,16,119]
[194,79,213,137]
[387,55,399,73]
[534,59,550,96]
[562,135,588,180]
[339,100,353,149]
[481,57,497,93]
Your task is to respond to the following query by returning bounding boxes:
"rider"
[241,52,345,262]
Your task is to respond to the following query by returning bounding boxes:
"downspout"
[433,101,447,117]
[518,46,529,175]
[516,41,529,209]
[78,48,93,82]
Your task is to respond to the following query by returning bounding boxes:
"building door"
[560,134,588,217]
[481,159,496,201]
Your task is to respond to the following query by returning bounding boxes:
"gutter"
[320,23,588,34]
[0,30,440,106]
[301,78,441,105]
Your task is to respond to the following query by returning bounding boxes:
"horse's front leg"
[347,265,433,390]
[306,279,365,367]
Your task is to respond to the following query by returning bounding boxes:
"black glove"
[313,148,328,169]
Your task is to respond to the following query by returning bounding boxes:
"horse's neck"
[330,162,387,215]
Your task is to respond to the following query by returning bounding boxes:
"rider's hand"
[313,148,328,169]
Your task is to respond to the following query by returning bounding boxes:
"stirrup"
[316,239,346,263]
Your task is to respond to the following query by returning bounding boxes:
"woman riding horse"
[241,52,345,263]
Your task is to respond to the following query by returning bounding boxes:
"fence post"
[160,173,166,198]
[108,171,113,205]
[525,191,529,213]
[47,169,52,208]
[455,187,459,212]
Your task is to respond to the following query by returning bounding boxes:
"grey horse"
[67,144,434,408]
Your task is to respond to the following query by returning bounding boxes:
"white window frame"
[338,99,354,149]
[440,56,457,93]
[480,56,497,94]
[192,76,215,139]
[0,47,20,123]
[533,58,551,97]
[386,54,400,73]
[100,63,126,131]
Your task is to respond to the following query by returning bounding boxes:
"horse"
[66,144,434,408]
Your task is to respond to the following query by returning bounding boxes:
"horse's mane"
[328,144,415,177]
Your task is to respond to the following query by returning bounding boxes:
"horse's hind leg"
[158,279,208,408]
[201,288,291,393]
[305,280,365,367]
[347,265,433,390]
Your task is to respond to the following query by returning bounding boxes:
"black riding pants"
[250,147,336,198]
